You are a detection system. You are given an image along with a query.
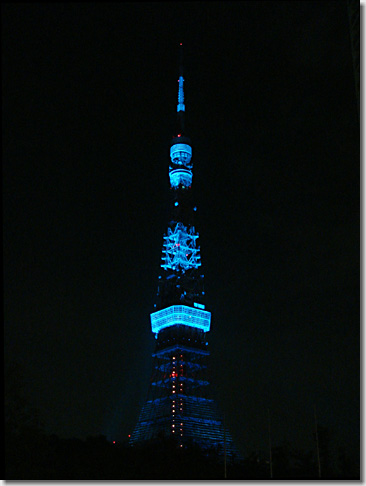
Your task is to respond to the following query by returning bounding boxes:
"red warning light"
[128,434,131,438]
[113,440,116,444]
[177,134,181,137]
[180,43,183,46]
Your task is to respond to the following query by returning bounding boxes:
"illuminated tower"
[130,45,238,458]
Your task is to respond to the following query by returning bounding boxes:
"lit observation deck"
[169,143,193,188]
[170,143,192,166]
[151,305,211,334]
[169,169,192,188]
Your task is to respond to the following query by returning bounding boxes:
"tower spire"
[129,47,240,462]
[177,43,185,133]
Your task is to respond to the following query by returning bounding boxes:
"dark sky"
[3,2,359,460]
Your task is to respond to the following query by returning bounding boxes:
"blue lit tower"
[130,45,238,458]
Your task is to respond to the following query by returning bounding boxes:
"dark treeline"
[5,363,359,479]
[5,428,360,479]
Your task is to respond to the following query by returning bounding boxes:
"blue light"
[175,201,179,207]
[150,305,211,333]
[193,206,197,211]
[161,222,201,271]
[153,344,209,357]
[169,169,192,188]
[193,302,205,310]
[170,143,192,167]
[177,76,185,112]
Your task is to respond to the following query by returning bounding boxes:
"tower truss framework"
[129,45,240,460]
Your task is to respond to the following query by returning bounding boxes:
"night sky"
[4,2,359,461]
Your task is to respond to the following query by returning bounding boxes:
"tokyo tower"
[129,45,239,459]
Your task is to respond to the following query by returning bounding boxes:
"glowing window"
[151,305,211,333]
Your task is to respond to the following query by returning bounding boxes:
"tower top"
[177,43,185,133]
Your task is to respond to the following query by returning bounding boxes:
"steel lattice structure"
[161,222,201,271]
[129,45,240,460]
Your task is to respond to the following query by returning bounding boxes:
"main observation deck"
[150,305,211,334]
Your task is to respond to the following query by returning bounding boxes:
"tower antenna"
[177,42,185,133]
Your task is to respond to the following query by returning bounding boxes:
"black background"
[3,1,359,461]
